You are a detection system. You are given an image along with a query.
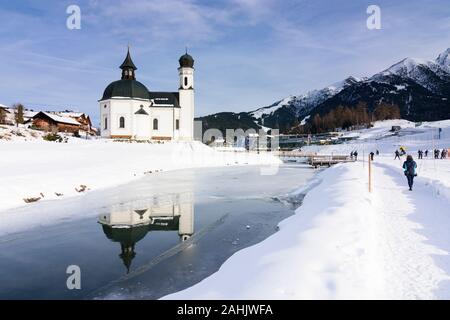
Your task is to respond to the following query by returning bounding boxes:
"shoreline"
[0,140,281,214]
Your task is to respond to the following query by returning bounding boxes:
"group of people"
[347,147,446,191]
[417,149,448,159]
[350,150,358,160]
[350,150,380,161]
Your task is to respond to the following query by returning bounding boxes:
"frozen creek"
[0,163,316,299]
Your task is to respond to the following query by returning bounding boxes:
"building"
[28,111,95,136]
[99,48,195,141]
[30,111,83,134]
[0,105,12,125]
[53,111,93,135]
[98,193,194,273]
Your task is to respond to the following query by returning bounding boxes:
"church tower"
[120,47,137,80]
[178,51,195,141]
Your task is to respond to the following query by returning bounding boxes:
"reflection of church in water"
[98,193,194,273]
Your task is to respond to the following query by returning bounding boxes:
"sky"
[0,0,449,125]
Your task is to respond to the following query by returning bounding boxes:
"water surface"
[0,164,315,299]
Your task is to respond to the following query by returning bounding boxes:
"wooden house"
[30,112,82,134]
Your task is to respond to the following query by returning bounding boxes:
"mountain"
[196,49,450,134]
[248,76,362,131]
[436,48,450,71]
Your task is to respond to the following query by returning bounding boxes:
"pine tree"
[13,103,25,126]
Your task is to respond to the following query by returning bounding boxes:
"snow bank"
[164,158,450,299]
[163,119,450,300]
[0,139,281,213]
[163,163,386,299]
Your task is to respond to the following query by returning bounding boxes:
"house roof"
[0,104,10,111]
[33,112,81,126]
[55,111,85,118]
[24,111,38,118]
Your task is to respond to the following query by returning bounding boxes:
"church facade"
[99,49,195,141]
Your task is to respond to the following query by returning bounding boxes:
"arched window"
[104,117,108,130]
[119,116,125,128]
[184,76,188,87]
[175,119,180,130]
[153,118,158,130]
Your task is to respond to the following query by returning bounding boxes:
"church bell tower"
[178,50,195,141]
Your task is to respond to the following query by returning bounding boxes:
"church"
[99,48,195,141]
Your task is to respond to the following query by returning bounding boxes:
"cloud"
[1,0,449,120]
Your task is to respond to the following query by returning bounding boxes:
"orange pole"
[368,154,372,193]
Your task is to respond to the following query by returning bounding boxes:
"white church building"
[99,49,195,141]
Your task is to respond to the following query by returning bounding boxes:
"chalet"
[30,112,82,135]
[53,111,93,133]
[0,105,12,125]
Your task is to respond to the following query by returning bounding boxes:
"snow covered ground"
[2,120,450,299]
[0,127,281,213]
[164,119,450,300]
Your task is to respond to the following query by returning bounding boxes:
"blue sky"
[0,0,449,124]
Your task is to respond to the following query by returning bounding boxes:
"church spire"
[120,47,137,80]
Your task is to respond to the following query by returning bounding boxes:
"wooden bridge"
[275,151,355,167]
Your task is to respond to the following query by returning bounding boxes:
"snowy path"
[371,160,450,299]
[164,160,450,300]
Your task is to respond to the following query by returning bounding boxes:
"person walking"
[442,149,447,159]
[394,150,401,160]
[424,149,428,158]
[370,152,375,161]
[418,150,423,159]
[402,155,417,191]
[353,151,358,161]
[376,150,380,156]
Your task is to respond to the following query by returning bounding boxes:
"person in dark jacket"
[353,151,358,161]
[403,155,417,191]
[424,149,429,157]
[394,150,401,160]
[370,152,374,161]
[418,150,423,159]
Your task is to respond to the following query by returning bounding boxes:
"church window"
[153,118,159,130]
[176,119,180,130]
[184,76,188,87]
[119,116,125,128]
[104,117,108,130]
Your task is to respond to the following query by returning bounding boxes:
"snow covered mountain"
[249,76,361,127]
[436,48,450,71]
[197,49,450,133]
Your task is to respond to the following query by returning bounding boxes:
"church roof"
[150,92,180,108]
[120,49,137,70]
[101,79,150,101]
[135,106,149,115]
[179,53,194,68]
